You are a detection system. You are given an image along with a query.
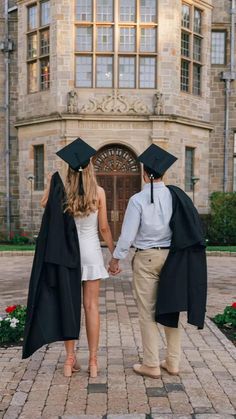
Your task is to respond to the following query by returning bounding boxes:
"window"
[234,134,236,192]
[211,31,226,65]
[75,0,158,89]
[120,0,135,21]
[119,57,135,88]
[181,3,203,95]
[185,147,195,192]
[27,1,50,93]
[34,145,44,191]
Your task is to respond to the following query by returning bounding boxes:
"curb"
[0,251,236,257]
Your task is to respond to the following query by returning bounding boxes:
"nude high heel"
[64,353,81,377]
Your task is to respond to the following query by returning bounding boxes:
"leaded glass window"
[181,32,190,57]
[119,57,135,88]
[28,62,38,93]
[119,0,135,22]
[211,31,226,65]
[119,27,136,52]
[193,36,201,61]
[40,59,50,90]
[27,2,50,93]
[181,2,203,96]
[76,0,92,21]
[181,60,189,92]
[185,147,195,192]
[193,64,201,95]
[182,4,190,29]
[140,27,156,52]
[140,0,156,23]
[40,30,50,55]
[194,8,201,34]
[76,56,92,87]
[140,57,155,88]
[75,0,158,89]
[97,26,113,52]
[28,5,37,31]
[96,56,113,87]
[34,145,44,191]
[40,1,50,26]
[76,26,93,51]
[28,34,37,59]
[96,0,113,22]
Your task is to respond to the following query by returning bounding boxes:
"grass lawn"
[0,245,36,251]
[207,246,236,252]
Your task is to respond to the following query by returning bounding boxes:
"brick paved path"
[0,252,235,419]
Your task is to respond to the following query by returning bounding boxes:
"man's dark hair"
[143,165,163,180]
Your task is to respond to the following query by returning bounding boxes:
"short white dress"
[74,210,109,281]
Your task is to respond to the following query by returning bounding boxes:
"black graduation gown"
[155,185,207,329]
[22,172,82,359]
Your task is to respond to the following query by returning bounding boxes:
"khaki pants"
[133,249,181,369]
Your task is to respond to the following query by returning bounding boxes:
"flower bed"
[0,305,26,346]
[213,302,236,347]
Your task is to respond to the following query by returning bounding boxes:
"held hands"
[108,257,121,276]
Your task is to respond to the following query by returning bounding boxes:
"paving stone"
[146,387,167,397]
[87,383,108,393]
[165,383,185,393]
[0,253,236,417]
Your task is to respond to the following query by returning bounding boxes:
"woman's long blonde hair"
[64,162,99,217]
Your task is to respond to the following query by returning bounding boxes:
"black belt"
[135,247,170,252]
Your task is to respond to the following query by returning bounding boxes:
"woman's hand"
[108,257,121,276]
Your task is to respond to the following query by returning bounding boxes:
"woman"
[41,139,116,378]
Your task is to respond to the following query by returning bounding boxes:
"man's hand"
[108,257,121,276]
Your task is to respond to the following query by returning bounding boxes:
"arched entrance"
[93,144,141,241]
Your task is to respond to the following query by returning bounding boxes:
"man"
[109,144,207,379]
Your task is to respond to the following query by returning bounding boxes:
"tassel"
[150,174,154,204]
[78,168,84,195]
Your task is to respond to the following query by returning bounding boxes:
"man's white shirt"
[113,182,173,260]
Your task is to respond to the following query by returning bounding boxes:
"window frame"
[26,1,50,94]
[185,146,195,192]
[181,2,204,96]
[74,0,158,89]
[211,30,227,66]
[33,144,45,191]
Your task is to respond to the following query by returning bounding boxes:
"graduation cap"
[138,144,177,203]
[56,138,96,195]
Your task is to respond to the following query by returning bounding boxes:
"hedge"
[207,192,236,245]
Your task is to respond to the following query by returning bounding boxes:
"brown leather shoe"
[133,363,161,379]
[160,360,179,376]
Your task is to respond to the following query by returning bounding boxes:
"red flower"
[231,302,236,309]
[5,305,17,313]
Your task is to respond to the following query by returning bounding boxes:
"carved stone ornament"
[79,90,150,115]
[67,90,78,113]
[153,91,164,115]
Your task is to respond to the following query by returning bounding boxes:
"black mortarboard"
[56,138,96,195]
[138,144,177,203]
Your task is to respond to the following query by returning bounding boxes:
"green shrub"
[207,192,236,245]
[214,303,236,329]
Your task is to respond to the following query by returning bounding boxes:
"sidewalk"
[0,251,235,419]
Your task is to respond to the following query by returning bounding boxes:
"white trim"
[8,6,18,13]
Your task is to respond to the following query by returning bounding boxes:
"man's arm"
[109,198,141,274]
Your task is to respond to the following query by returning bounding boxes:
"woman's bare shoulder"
[97,186,105,197]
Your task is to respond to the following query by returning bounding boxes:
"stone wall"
[210,0,236,193]
[0,3,18,237]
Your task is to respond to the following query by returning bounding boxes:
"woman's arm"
[97,187,115,255]
[40,173,52,208]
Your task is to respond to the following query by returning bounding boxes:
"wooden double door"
[93,145,141,241]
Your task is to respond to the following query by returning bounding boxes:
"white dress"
[74,210,109,281]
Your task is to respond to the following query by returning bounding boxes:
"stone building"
[0,0,235,241]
